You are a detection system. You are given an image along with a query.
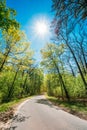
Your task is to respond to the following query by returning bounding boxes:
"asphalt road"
[10,95,87,130]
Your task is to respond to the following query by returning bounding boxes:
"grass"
[0,96,32,123]
[0,97,31,113]
[46,95,87,120]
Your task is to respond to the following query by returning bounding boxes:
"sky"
[6,0,53,62]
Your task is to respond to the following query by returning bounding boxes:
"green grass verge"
[0,97,31,112]
[46,96,87,114]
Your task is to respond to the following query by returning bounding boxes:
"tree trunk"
[22,73,28,95]
[68,61,75,76]
[67,43,87,90]
[6,67,19,102]
[51,57,70,101]
[81,45,87,70]
[79,55,86,75]
[57,66,70,101]
[0,48,11,72]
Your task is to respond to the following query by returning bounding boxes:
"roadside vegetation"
[47,96,87,120]
[0,96,32,123]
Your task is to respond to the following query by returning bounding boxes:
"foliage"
[44,0,87,100]
[0,97,31,112]
[41,42,87,100]
[0,2,44,103]
[0,0,19,30]
[47,95,87,119]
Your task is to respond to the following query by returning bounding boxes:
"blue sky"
[6,0,53,62]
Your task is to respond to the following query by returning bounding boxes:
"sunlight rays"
[32,16,51,40]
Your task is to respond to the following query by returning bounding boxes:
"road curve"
[10,95,87,130]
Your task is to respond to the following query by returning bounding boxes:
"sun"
[34,18,50,38]
[35,21,48,35]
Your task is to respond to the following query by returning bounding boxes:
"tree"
[41,43,70,101]
[52,0,87,24]
[0,0,19,30]
[0,24,35,102]
[0,26,29,72]
[51,0,87,93]
[0,0,44,103]
[28,68,44,95]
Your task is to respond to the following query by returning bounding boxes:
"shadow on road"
[7,114,30,130]
[36,99,53,107]
[36,98,60,110]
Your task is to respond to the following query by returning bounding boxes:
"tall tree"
[51,0,87,92]
[41,43,70,101]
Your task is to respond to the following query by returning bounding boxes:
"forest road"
[10,95,87,130]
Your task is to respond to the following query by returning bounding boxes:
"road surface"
[10,95,87,130]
